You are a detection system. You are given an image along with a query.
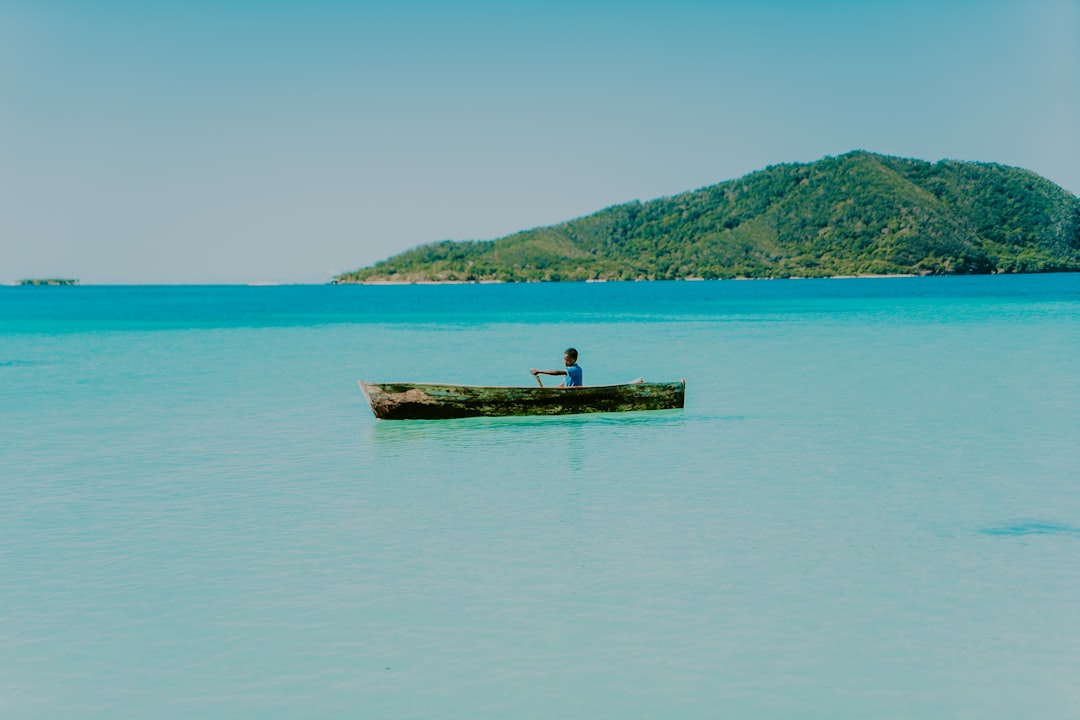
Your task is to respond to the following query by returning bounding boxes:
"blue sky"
[2,0,1077,283]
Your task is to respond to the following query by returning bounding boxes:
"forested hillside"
[334,151,1080,282]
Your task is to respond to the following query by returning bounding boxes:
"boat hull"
[359,380,686,420]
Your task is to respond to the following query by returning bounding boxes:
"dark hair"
[564,348,578,361]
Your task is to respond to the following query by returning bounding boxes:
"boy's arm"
[530,368,568,376]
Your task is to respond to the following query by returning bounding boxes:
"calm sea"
[2,276,1079,719]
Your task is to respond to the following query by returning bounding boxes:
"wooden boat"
[359,379,686,420]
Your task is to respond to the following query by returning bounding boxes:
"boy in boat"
[531,348,583,387]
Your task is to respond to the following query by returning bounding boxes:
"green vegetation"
[19,278,79,286]
[334,151,1080,283]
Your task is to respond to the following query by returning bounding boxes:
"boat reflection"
[367,408,688,445]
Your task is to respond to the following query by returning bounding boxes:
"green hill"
[334,151,1080,283]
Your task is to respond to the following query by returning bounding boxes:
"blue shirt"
[565,363,583,387]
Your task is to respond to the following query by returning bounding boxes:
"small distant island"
[333,151,1080,283]
[19,278,80,286]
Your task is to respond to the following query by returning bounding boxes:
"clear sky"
[2,0,1077,284]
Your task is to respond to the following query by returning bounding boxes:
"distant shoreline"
[15,278,80,286]
[10,272,1078,287]
[342,273,923,285]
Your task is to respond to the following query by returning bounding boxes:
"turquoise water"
[2,276,1079,719]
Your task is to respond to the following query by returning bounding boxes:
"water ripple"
[0,359,45,367]
[980,522,1080,537]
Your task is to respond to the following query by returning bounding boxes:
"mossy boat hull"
[359,380,686,420]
